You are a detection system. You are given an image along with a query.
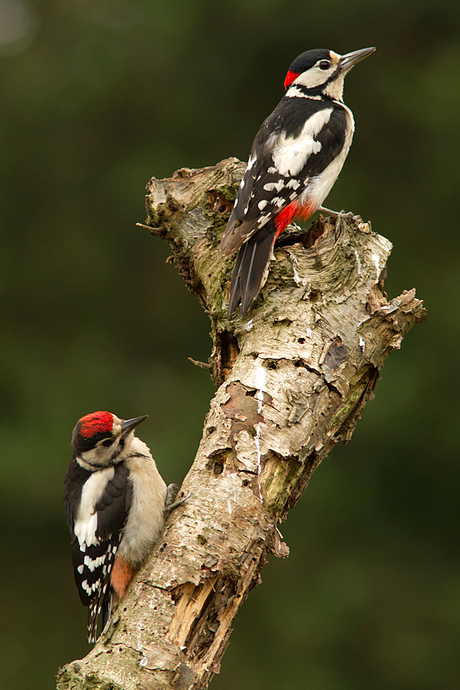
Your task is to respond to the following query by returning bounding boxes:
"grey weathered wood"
[57,158,426,690]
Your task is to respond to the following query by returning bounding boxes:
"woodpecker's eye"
[319,60,331,70]
[101,438,114,447]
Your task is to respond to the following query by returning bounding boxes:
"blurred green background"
[0,0,459,688]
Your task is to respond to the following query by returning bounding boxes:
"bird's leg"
[319,205,340,215]
[319,207,355,240]
[164,483,190,515]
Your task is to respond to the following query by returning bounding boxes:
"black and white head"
[284,47,375,101]
[71,411,148,469]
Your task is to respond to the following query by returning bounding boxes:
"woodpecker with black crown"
[219,46,375,316]
[63,411,184,643]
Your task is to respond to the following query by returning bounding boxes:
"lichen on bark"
[57,158,426,690]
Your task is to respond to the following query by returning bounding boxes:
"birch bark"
[57,158,426,690]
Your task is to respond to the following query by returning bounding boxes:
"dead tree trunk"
[56,158,426,690]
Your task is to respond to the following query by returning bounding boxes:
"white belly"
[301,102,355,213]
[118,441,167,564]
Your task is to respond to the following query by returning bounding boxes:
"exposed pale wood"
[57,158,426,690]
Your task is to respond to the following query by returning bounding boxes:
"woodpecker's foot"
[164,483,190,515]
[319,207,355,240]
[319,205,340,215]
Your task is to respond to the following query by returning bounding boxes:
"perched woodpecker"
[219,46,375,316]
[63,411,167,643]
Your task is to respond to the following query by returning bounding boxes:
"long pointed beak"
[121,414,148,437]
[339,47,376,72]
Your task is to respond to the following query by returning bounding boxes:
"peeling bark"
[57,158,426,690]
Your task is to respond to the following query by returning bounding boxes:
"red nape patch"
[79,411,114,438]
[284,70,300,89]
[275,200,316,238]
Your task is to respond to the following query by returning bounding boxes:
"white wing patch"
[297,103,355,211]
[270,108,333,177]
[74,467,115,548]
[75,512,98,548]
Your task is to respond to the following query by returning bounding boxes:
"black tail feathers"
[227,221,276,317]
[87,585,112,644]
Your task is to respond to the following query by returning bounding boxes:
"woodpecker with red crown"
[219,47,375,316]
[63,411,181,643]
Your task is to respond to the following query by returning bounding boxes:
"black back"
[63,459,133,641]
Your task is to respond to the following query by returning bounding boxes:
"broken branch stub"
[144,157,425,518]
[56,158,426,690]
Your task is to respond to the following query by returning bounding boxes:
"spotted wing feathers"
[220,97,347,256]
[64,460,132,642]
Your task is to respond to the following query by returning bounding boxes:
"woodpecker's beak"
[121,415,148,437]
[339,47,375,72]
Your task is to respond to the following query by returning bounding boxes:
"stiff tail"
[227,221,276,317]
[87,584,112,643]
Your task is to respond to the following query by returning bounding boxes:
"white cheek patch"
[323,73,345,101]
[271,108,332,176]
[295,66,335,89]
